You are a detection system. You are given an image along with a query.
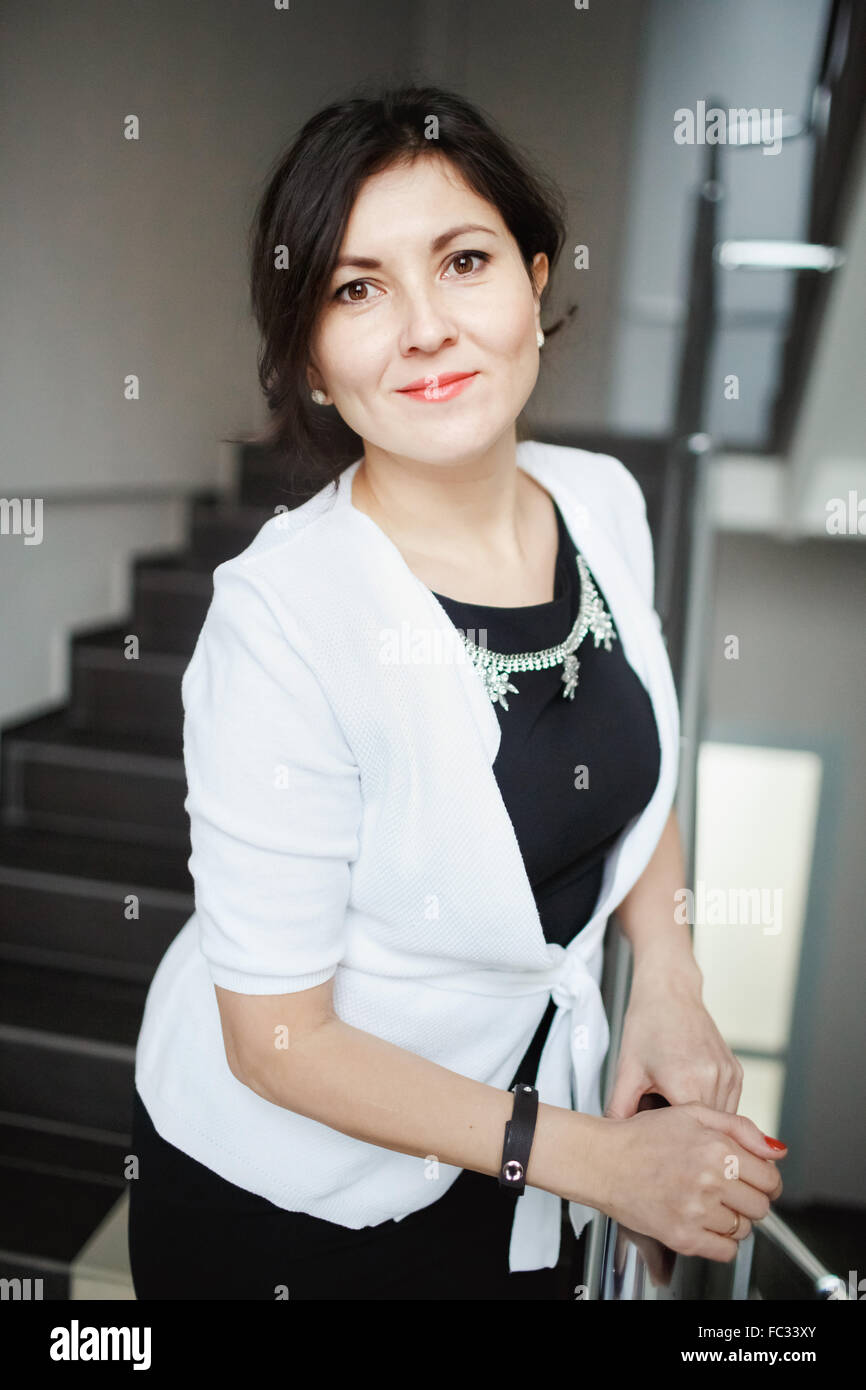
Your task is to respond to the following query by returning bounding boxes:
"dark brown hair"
[246,81,576,500]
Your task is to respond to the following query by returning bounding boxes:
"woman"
[128,84,786,1300]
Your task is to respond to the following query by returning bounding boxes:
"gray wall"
[442,0,646,434]
[607,0,831,446]
[705,529,866,1206]
[0,0,414,497]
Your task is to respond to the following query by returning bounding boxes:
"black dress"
[127,498,661,1300]
[436,497,662,1093]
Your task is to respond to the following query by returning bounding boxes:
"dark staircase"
[0,454,285,1299]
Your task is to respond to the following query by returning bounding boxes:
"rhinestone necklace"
[457,552,617,710]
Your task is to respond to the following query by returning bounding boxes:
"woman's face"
[307,155,549,467]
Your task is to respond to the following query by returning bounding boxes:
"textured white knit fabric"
[134,438,681,1273]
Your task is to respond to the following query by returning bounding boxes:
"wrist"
[528,1103,611,1208]
[631,940,703,997]
[565,1111,622,1211]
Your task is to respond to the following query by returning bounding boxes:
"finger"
[693,1105,789,1162]
[707,1206,753,1242]
[604,1070,649,1119]
[699,1139,780,1199]
[728,1150,783,1197]
[648,1075,714,1107]
[721,1178,772,1223]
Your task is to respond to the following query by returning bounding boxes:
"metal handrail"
[586,85,850,1300]
[753,1211,849,1299]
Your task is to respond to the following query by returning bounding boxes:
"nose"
[396,283,459,356]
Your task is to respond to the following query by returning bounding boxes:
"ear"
[530,251,550,300]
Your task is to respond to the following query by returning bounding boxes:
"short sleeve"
[181,560,362,994]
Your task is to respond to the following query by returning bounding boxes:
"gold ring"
[725,1211,740,1238]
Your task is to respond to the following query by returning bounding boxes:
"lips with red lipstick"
[395,371,479,402]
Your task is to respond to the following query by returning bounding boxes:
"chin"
[386,419,515,467]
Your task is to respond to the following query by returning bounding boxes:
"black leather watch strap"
[498,1083,539,1196]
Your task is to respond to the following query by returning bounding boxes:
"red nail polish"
[763,1134,787,1150]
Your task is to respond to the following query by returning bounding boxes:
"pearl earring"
[310,388,327,404]
[536,329,545,349]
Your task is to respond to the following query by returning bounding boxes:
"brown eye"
[444,250,490,278]
[334,278,383,304]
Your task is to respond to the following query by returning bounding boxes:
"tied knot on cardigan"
[547,947,610,1113]
[551,947,598,1012]
[550,946,606,1039]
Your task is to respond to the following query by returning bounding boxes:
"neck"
[351,431,540,565]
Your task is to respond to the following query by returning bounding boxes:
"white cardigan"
[134,439,681,1273]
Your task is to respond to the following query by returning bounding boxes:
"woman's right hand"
[587,1102,786,1263]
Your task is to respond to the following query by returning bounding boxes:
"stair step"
[0,959,147,1049]
[0,826,191,981]
[0,1156,126,1299]
[68,622,187,738]
[0,823,191,890]
[0,1115,128,1185]
[190,497,271,566]
[0,960,141,1133]
[237,442,313,509]
[0,1028,134,1134]
[0,706,186,847]
[132,553,215,653]
[235,427,361,507]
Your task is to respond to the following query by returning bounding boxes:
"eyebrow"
[332,223,499,273]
